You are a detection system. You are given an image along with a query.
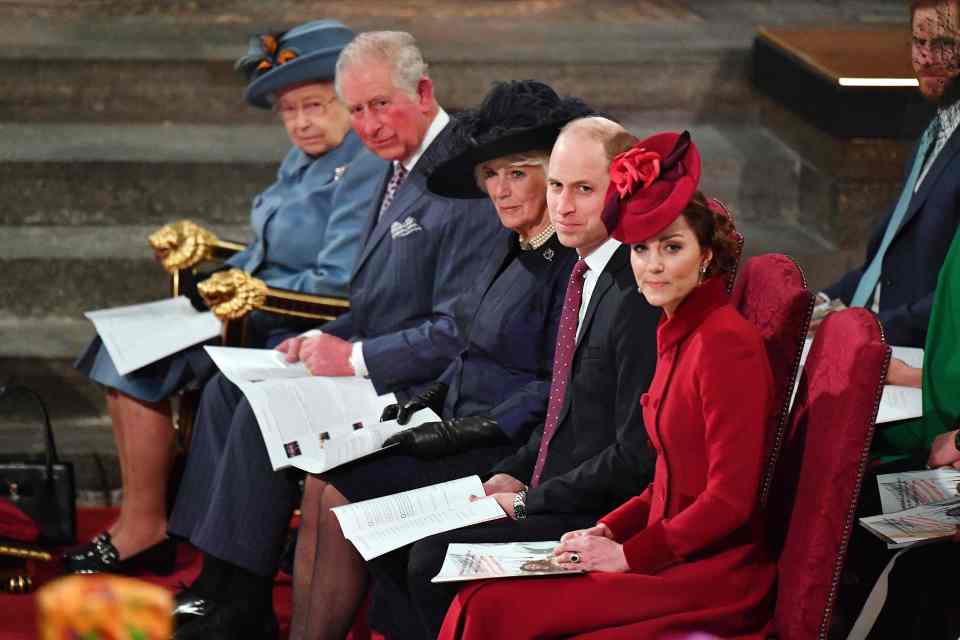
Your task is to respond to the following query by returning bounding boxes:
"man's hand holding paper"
[280,333,354,376]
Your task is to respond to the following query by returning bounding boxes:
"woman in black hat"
[68,20,381,574]
[286,80,592,640]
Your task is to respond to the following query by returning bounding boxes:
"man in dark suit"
[358,116,661,639]
[167,31,502,639]
[816,0,960,349]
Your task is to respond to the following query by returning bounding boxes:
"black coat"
[490,243,660,514]
[439,233,577,440]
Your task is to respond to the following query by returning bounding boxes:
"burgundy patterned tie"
[378,162,408,221]
[530,258,589,487]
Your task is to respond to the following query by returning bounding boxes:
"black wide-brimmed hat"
[236,20,354,109]
[427,80,594,199]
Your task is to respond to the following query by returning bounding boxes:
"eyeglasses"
[275,96,339,122]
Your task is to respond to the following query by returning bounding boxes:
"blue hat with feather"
[237,20,354,109]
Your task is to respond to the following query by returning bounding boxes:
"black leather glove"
[180,272,209,311]
[379,382,449,425]
[383,416,506,459]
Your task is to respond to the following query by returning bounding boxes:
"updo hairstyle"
[681,191,739,279]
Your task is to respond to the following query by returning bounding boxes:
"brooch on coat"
[334,165,348,181]
[542,248,555,262]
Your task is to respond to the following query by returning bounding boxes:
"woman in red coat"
[439,131,776,640]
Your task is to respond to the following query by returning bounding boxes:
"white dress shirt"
[576,237,622,342]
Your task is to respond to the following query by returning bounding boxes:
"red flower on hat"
[610,147,661,199]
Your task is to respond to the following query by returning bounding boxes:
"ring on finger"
[569,552,581,564]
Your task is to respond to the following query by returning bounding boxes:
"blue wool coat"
[77,130,377,402]
[227,129,376,297]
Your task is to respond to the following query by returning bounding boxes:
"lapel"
[573,244,628,352]
[554,244,628,427]
[351,124,457,278]
[352,164,425,277]
[357,166,392,249]
[903,122,960,230]
[476,235,516,302]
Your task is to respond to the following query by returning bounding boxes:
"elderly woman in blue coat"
[68,20,380,573]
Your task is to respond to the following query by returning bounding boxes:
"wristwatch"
[513,490,528,520]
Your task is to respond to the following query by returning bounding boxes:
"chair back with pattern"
[731,254,814,507]
[771,308,889,640]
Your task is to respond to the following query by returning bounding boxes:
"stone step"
[0,114,850,319]
[0,16,760,123]
[0,0,911,124]
[0,223,246,318]
[5,117,814,225]
[0,123,284,227]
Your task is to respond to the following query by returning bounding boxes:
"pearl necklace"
[520,223,556,251]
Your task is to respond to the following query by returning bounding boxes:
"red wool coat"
[440,277,777,639]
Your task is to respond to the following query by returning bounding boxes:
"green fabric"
[873,226,960,461]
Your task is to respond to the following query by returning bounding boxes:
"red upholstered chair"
[730,254,814,507]
[768,308,889,640]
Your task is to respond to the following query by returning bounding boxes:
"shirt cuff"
[350,341,368,378]
[300,329,323,338]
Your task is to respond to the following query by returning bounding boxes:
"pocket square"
[390,216,423,239]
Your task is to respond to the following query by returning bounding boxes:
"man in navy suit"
[816,0,960,349]
[167,31,502,639]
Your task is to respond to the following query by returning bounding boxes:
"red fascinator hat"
[602,131,701,244]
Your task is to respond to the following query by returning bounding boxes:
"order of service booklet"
[859,468,960,548]
[331,476,506,561]
[432,541,585,583]
[204,346,440,474]
[85,297,221,375]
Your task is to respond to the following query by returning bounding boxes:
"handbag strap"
[0,382,59,477]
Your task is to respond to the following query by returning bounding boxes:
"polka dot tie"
[378,162,408,222]
[530,258,589,487]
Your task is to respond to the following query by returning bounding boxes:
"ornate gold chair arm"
[198,269,350,323]
[198,269,269,321]
[149,219,246,274]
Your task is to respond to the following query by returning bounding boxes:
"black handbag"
[0,383,76,546]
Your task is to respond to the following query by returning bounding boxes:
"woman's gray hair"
[335,31,429,98]
[473,151,550,194]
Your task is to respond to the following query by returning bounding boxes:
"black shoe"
[173,596,278,640]
[62,532,112,564]
[63,537,177,575]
